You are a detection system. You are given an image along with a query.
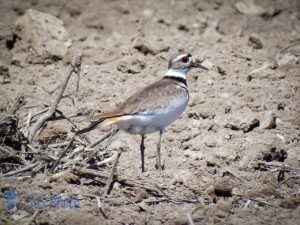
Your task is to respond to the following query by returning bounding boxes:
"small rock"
[11,52,26,67]
[259,111,276,129]
[232,188,239,196]
[206,79,214,85]
[65,1,86,17]
[199,111,211,119]
[0,61,9,77]
[27,79,35,85]
[214,177,233,197]
[174,216,188,225]
[14,9,71,63]
[109,198,129,206]
[291,115,300,128]
[134,187,149,203]
[50,171,80,184]
[143,9,153,17]
[117,58,145,74]
[172,177,184,185]
[201,59,214,70]
[37,123,68,143]
[237,116,259,133]
[204,136,217,148]
[215,209,227,218]
[39,181,52,189]
[0,76,10,84]
[133,38,157,55]
[224,134,231,140]
[235,0,266,15]
[206,155,220,167]
[177,24,189,32]
[204,185,215,195]
[11,210,29,220]
[280,197,300,209]
[217,65,227,75]
[286,147,300,166]
[248,34,263,49]
[172,170,194,185]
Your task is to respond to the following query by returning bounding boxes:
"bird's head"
[166,53,207,78]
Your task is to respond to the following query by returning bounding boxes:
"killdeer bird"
[77,53,207,172]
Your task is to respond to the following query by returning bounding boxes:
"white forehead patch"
[174,54,192,63]
[174,54,187,62]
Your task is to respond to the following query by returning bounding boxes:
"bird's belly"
[114,96,188,134]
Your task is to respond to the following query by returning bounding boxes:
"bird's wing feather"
[90,78,188,122]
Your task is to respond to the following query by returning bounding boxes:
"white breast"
[114,95,189,134]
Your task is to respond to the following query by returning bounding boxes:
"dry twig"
[257,160,300,172]
[25,210,41,225]
[7,95,26,115]
[50,137,75,173]
[154,183,172,201]
[27,53,81,143]
[87,128,119,149]
[186,212,195,225]
[75,167,159,193]
[1,161,40,177]
[249,197,279,208]
[105,148,123,195]
[96,196,108,219]
[83,194,108,219]
[247,41,300,76]
[224,167,246,183]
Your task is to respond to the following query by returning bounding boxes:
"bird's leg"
[155,130,164,171]
[140,134,145,172]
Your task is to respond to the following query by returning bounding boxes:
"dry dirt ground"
[0,0,300,224]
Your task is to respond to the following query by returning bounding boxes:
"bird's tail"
[75,116,124,135]
[75,118,106,135]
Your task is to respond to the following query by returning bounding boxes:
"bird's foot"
[155,163,165,171]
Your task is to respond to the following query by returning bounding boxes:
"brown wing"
[90,78,188,121]
[76,79,188,135]
[119,79,188,114]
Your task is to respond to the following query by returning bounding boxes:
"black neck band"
[163,76,187,86]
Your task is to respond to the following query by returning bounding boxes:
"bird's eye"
[181,56,189,63]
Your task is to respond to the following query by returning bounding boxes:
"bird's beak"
[192,61,208,70]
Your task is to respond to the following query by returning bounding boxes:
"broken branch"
[27,53,81,143]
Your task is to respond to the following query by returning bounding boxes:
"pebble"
[201,59,214,70]
[248,34,263,49]
[291,115,300,127]
[133,38,157,55]
[0,61,9,77]
[50,171,80,184]
[204,185,215,195]
[280,196,300,209]
[206,155,220,167]
[235,1,266,15]
[117,58,146,74]
[204,138,217,148]
[259,111,276,129]
[217,199,232,211]
[214,177,233,197]
[134,187,149,202]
